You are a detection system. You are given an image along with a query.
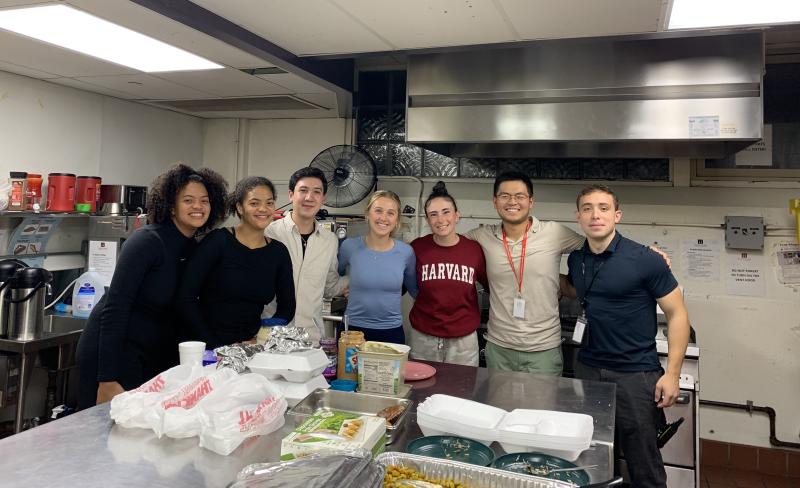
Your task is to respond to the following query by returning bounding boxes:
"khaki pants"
[409,329,479,367]
[485,341,563,375]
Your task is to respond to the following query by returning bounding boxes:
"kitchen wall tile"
[730,444,759,471]
[759,448,789,476]
[701,439,731,467]
[788,451,800,478]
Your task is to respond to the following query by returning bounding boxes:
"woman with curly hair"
[76,163,228,409]
[177,176,295,348]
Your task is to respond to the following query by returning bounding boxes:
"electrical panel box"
[725,216,764,250]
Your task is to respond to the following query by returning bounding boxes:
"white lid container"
[496,409,594,461]
[416,395,594,461]
[269,375,330,407]
[248,349,329,383]
[416,394,507,443]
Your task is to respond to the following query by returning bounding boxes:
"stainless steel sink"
[43,314,86,334]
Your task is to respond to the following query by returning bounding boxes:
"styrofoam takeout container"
[269,375,329,407]
[416,395,594,461]
[248,349,328,383]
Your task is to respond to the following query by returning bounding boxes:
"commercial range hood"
[406,32,764,159]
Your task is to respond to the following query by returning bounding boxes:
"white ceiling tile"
[258,72,332,94]
[154,67,291,97]
[73,74,216,100]
[499,0,661,40]
[48,77,141,99]
[333,0,517,49]
[190,0,395,55]
[0,59,59,79]
[65,0,274,69]
[0,30,139,77]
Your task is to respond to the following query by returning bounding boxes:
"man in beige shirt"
[266,167,347,343]
[468,171,584,375]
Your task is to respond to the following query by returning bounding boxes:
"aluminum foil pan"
[375,452,577,488]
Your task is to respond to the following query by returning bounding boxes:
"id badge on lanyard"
[573,313,587,344]
[503,221,531,320]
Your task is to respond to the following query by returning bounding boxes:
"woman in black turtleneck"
[76,164,228,410]
[177,176,295,349]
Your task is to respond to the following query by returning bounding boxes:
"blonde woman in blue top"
[337,190,417,344]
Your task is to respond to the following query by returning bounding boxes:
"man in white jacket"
[266,167,348,343]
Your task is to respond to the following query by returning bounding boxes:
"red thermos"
[75,176,102,212]
[46,173,76,212]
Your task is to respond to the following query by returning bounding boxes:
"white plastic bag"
[110,364,203,429]
[151,367,238,439]
[198,373,287,455]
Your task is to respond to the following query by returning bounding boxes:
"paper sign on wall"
[735,124,772,166]
[774,242,800,285]
[88,240,117,286]
[682,238,720,281]
[725,251,766,297]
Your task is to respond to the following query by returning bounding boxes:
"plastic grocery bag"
[110,364,204,429]
[151,367,238,439]
[198,373,287,456]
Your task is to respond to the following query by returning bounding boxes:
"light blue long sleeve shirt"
[338,237,417,330]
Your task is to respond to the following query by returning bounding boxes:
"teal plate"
[405,436,494,466]
[493,452,590,485]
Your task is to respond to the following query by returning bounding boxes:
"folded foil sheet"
[264,326,313,353]
[214,343,265,373]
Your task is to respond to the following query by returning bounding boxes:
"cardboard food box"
[280,409,386,460]
[357,342,410,395]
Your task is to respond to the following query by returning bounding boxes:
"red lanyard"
[502,219,531,295]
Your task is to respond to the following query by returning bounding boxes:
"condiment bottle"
[337,330,364,381]
[9,172,28,211]
[26,173,43,211]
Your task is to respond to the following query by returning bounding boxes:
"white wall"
[205,117,800,450]
[0,70,204,184]
[0,70,205,422]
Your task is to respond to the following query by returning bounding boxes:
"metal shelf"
[0,211,93,218]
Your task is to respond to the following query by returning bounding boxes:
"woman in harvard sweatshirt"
[409,182,488,366]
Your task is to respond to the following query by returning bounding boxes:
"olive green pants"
[485,341,563,376]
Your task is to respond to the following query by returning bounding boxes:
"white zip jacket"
[266,211,348,329]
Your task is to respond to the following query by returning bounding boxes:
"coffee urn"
[0,259,28,338]
[7,268,53,341]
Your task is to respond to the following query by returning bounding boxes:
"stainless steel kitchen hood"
[406,33,764,159]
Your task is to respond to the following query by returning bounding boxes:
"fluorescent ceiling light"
[0,4,223,72]
[668,0,800,30]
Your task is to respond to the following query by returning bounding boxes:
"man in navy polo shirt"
[563,184,690,488]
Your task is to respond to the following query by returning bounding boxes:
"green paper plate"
[405,435,494,466]
[493,452,591,485]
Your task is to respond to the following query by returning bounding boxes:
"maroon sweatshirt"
[410,234,488,338]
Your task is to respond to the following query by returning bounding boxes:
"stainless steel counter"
[0,362,615,487]
[0,313,85,433]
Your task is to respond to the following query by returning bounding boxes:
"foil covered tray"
[375,452,578,488]
[286,388,412,445]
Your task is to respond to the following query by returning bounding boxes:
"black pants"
[576,362,668,488]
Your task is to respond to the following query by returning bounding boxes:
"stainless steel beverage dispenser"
[7,267,53,340]
[0,259,28,338]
